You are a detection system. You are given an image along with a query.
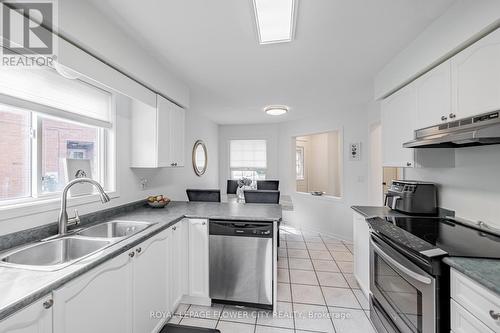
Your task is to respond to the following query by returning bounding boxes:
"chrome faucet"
[58,178,111,236]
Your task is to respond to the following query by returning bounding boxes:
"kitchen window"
[296,146,304,180]
[0,63,112,205]
[229,139,267,182]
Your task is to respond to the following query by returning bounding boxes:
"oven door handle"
[371,240,432,285]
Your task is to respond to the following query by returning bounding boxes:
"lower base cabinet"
[53,229,169,333]
[0,297,53,333]
[170,219,189,310]
[352,211,370,298]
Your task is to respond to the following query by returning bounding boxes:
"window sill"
[0,191,120,222]
[294,191,343,202]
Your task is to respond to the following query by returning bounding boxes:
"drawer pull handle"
[136,247,142,253]
[129,251,135,258]
[489,310,500,320]
[43,299,53,309]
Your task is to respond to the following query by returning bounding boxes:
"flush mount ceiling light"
[252,0,297,44]
[264,105,289,116]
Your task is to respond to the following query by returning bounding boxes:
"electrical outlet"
[140,178,148,190]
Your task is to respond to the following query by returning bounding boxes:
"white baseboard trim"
[181,295,212,306]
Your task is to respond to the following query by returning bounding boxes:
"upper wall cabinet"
[381,84,416,168]
[131,95,185,168]
[451,27,500,119]
[415,60,452,129]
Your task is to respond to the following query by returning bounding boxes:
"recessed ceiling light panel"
[264,105,289,116]
[252,0,296,44]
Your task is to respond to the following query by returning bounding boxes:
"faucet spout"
[58,178,111,236]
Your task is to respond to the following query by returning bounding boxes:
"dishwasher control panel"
[209,220,273,238]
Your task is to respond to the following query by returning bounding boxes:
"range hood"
[403,111,500,148]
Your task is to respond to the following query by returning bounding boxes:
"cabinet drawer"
[451,269,500,332]
[451,299,494,333]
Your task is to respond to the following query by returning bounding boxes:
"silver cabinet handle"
[136,247,142,253]
[406,162,412,167]
[490,310,500,320]
[128,251,135,258]
[43,299,53,309]
[202,222,206,225]
[172,226,177,231]
[170,163,175,166]
[441,115,448,121]
[449,113,456,119]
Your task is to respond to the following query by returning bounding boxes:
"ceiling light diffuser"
[264,105,289,116]
[252,0,296,44]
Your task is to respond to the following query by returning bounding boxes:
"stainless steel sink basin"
[0,237,111,271]
[76,220,153,239]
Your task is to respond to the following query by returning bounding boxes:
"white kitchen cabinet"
[381,84,416,168]
[131,94,185,168]
[415,60,452,129]
[170,219,189,309]
[352,211,370,298]
[132,230,169,333]
[53,251,133,333]
[451,27,500,120]
[187,219,210,304]
[0,297,53,333]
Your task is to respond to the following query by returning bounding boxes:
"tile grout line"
[282,231,297,333]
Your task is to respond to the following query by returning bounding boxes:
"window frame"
[228,139,268,182]
[0,97,116,213]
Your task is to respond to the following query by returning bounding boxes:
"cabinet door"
[157,95,174,168]
[188,219,209,299]
[170,220,189,309]
[381,84,416,167]
[452,28,500,119]
[53,252,132,333]
[132,229,169,333]
[170,105,185,167]
[415,60,452,128]
[352,212,370,298]
[0,297,53,333]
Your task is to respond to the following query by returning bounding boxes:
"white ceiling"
[88,0,455,125]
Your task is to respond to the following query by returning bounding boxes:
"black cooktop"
[367,216,500,260]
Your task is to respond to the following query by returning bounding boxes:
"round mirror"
[192,140,208,176]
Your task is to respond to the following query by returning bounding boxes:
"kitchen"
[1,1,500,333]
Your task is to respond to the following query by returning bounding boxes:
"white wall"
[218,124,280,191]
[0,95,219,235]
[375,0,500,99]
[219,105,372,241]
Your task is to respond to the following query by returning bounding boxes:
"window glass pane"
[230,170,266,183]
[41,117,99,193]
[0,108,31,201]
[296,147,304,180]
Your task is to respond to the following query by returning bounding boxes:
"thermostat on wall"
[349,142,361,161]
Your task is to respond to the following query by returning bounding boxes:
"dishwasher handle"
[209,221,273,238]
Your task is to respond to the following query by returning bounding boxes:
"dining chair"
[186,189,221,202]
[226,180,238,194]
[256,180,279,191]
[243,190,280,204]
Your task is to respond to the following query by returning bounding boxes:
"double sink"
[0,221,155,271]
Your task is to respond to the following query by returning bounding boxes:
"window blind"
[0,65,112,128]
[230,140,267,169]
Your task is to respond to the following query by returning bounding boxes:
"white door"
[53,252,133,333]
[352,212,370,298]
[381,84,416,167]
[0,297,53,333]
[170,105,185,167]
[157,95,174,168]
[132,229,169,333]
[188,219,209,300]
[170,220,189,309]
[452,27,500,119]
[415,60,452,128]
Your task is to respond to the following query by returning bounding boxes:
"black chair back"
[186,189,221,202]
[244,190,280,204]
[226,180,238,194]
[257,180,279,191]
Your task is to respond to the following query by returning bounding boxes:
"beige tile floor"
[168,224,376,333]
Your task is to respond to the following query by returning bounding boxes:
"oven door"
[370,235,436,333]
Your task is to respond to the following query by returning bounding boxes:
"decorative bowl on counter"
[310,191,325,196]
[147,195,170,208]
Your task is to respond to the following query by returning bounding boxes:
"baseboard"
[354,275,370,300]
[181,295,211,306]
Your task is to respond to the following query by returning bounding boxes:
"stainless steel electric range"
[367,216,500,333]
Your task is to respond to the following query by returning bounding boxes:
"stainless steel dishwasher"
[209,220,273,309]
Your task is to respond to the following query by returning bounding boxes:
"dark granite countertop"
[0,201,281,321]
[351,205,408,218]
[444,257,500,295]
